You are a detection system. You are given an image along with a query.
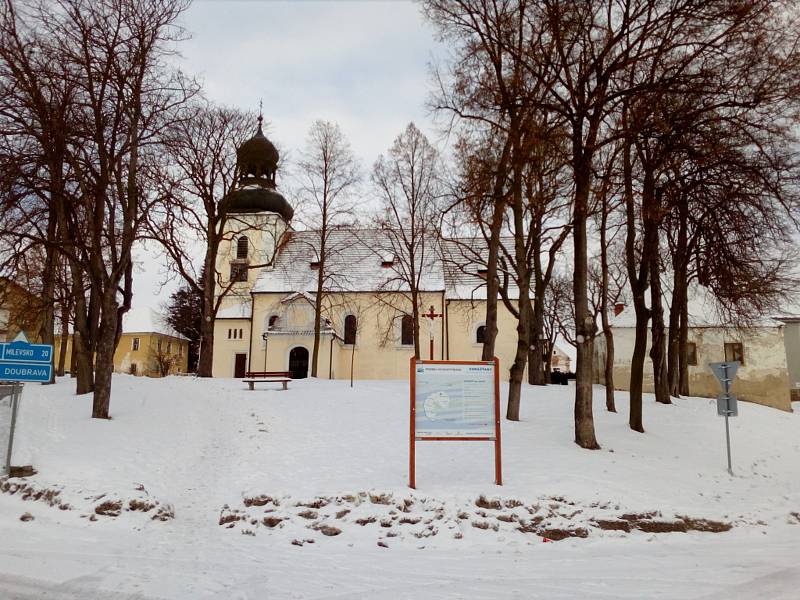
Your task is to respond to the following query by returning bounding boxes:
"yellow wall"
[55,332,189,377]
[594,325,792,411]
[212,292,525,381]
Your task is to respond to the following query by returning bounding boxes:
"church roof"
[253,229,446,294]
[252,229,522,299]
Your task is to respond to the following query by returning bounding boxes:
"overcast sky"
[134,0,445,310]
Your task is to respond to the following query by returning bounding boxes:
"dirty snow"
[1,376,799,599]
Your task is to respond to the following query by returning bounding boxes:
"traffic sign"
[717,394,738,417]
[0,339,53,363]
[709,361,740,393]
[0,333,53,383]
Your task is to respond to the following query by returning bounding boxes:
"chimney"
[614,303,625,317]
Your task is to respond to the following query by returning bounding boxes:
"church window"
[236,236,248,260]
[239,328,244,339]
[231,263,247,282]
[400,315,414,346]
[268,315,279,329]
[344,315,357,345]
[476,325,486,344]
[132,337,140,351]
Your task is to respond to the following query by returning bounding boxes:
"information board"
[414,362,495,438]
[409,358,502,489]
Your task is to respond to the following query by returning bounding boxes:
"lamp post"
[261,329,269,371]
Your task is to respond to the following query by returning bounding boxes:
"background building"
[594,298,796,411]
[56,307,189,377]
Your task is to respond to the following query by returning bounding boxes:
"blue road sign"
[0,340,53,363]
[0,335,53,382]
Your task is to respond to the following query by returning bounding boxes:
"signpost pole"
[5,383,21,475]
[409,357,416,489]
[721,363,733,475]
[724,408,732,475]
[493,357,502,485]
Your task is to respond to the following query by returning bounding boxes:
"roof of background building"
[122,307,189,341]
[610,285,800,329]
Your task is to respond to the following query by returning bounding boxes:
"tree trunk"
[603,328,616,412]
[71,273,94,394]
[527,296,547,385]
[197,314,214,377]
[623,138,651,433]
[56,308,69,377]
[92,297,119,419]
[38,210,59,384]
[629,304,648,432]
[311,258,325,377]
[678,299,690,396]
[649,263,671,404]
[506,148,530,421]
[572,146,599,449]
[507,298,530,421]
[411,289,421,359]
[482,200,504,361]
[598,178,616,412]
[667,196,688,397]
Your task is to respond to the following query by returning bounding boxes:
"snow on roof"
[216,298,252,319]
[440,238,523,301]
[252,229,527,300]
[610,285,800,329]
[123,307,188,340]
[253,229,446,294]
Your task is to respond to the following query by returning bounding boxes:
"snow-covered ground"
[1,376,799,599]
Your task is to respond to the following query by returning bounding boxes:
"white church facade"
[211,119,523,380]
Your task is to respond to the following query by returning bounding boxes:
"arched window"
[344,315,357,345]
[476,325,486,344]
[268,315,279,329]
[236,236,248,260]
[400,315,414,346]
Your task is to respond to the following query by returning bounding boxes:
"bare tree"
[371,123,443,358]
[146,102,253,377]
[294,120,360,377]
[53,0,194,417]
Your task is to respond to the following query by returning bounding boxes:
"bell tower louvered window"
[236,236,248,260]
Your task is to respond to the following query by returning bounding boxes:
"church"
[211,118,522,380]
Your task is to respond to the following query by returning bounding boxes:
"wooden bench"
[242,371,292,391]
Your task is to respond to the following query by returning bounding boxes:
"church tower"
[216,115,293,296]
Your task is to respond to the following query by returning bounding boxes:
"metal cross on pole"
[421,305,443,360]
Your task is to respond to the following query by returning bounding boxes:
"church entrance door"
[234,353,247,379]
[289,347,309,379]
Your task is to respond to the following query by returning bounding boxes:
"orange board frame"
[409,356,502,489]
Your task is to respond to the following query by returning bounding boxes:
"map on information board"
[414,362,495,438]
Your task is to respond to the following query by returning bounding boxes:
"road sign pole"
[5,383,21,475]
[724,409,732,476]
[721,363,733,475]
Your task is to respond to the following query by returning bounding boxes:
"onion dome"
[236,116,279,179]
[222,114,294,221]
